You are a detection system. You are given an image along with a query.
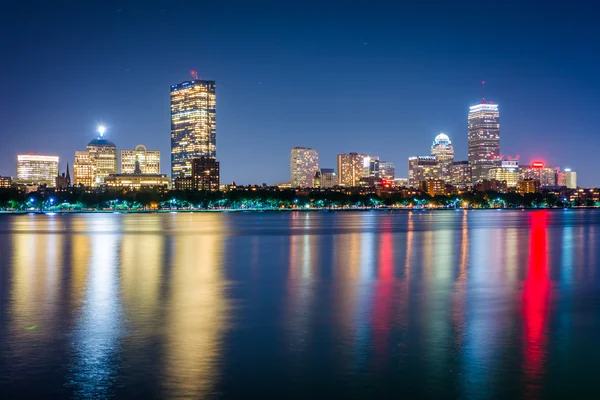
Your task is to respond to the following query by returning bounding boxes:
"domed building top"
[433,133,451,145]
[87,137,117,147]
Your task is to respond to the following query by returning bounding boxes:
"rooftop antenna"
[191,70,199,80]
[481,81,485,104]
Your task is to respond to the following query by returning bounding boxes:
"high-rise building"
[431,133,454,178]
[74,126,118,187]
[16,154,59,186]
[337,153,370,187]
[519,162,557,187]
[379,161,395,180]
[191,157,220,191]
[488,159,520,187]
[290,147,319,188]
[447,161,471,188]
[121,145,160,174]
[468,102,500,183]
[564,169,577,189]
[368,157,380,178]
[319,168,337,188]
[408,156,440,187]
[74,151,94,187]
[171,79,216,180]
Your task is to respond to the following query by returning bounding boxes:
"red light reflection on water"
[372,226,394,369]
[522,211,550,396]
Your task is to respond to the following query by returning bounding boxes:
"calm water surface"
[1,210,600,398]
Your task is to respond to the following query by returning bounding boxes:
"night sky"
[2,1,599,186]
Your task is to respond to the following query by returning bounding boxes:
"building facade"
[105,174,170,190]
[488,159,520,187]
[430,133,454,179]
[447,161,472,188]
[564,169,577,189]
[290,147,319,188]
[520,163,557,187]
[74,137,118,187]
[171,80,216,180]
[16,154,59,186]
[0,176,11,188]
[191,157,220,191]
[468,103,500,183]
[121,145,160,174]
[378,161,395,180]
[337,153,370,187]
[408,156,440,187]
[319,168,337,188]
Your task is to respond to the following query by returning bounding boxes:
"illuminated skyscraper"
[121,145,160,174]
[171,79,216,180]
[290,147,319,188]
[337,153,370,187]
[408,156,441,187]
[16,154,59,186]
[73,125,118,187]
[468,101,500,183]
[431,133,454,179]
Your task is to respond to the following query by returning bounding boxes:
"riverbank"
[1,206,599,215]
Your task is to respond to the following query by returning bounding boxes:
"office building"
[468,102,500,183]
[74,127,118,187]
[16,154,59,186]
[368,157,380,178]
[74,151,94,187]
[171,79,216,180]
[488,159,520,187]
[337,153,370,187]
[518,179,540,194]
[431,133,454,178]
[379,161,395,180]
[319,168,337,188]
[564,169,577,189]
[105,173,170,190]
[408,156,440,187]
[520,162,557,187]
[121,145,160,174]
[448,161,472,188]
[0,176,11,188]
[420,179,446,196]
[290,147,319,188]
[191,157,220,191]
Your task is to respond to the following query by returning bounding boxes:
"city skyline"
[2,3,599,186]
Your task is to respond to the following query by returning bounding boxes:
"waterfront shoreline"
[1,207,599,215]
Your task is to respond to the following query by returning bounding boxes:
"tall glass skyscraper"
[468,103,500,183]
[170,80,216,180]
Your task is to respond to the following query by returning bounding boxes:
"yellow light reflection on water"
[163,213,230,398]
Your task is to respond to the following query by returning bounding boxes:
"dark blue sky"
[2,1,599,186]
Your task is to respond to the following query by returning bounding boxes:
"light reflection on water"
[1,211,600,398]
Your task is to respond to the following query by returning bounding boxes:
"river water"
[0,210,599,398]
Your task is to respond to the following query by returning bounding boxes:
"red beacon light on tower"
[532,161,545,168]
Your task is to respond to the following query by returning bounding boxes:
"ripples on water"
[0,210,599,398]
